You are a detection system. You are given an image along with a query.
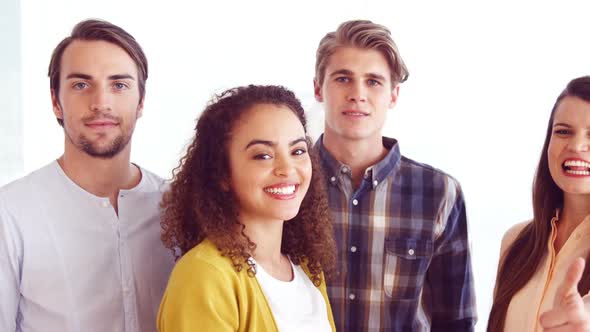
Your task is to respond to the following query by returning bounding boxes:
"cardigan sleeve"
[157,256,239,332]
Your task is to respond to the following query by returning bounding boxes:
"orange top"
[502,214,590,332]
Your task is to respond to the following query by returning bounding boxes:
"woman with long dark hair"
[157,85,337,332]
[489,76,590,331]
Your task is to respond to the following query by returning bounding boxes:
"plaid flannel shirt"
[316,136,477,331]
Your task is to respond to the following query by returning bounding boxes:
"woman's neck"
[241,218,293,281]
[555,193,590,253]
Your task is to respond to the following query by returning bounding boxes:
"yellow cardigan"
[157,239,336,332]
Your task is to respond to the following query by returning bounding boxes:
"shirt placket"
[340,165,367,328]
[104,195,138,332]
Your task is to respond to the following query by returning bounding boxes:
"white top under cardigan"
[253,257,332,332]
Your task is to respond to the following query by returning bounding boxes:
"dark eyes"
[254,154,272,160]
[554,129,572,135]
[253,148,307,160]
[293,148,308,156]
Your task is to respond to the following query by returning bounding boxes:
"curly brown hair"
[161,85,337,285]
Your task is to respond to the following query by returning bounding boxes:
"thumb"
[555,257,585,308]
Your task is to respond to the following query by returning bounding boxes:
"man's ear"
[314,79,323,102]
[136,97,145,119]
[51,89,63,119]
[389,84,400,108]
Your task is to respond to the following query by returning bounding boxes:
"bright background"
[2,0,590,329]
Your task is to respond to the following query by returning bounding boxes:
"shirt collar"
[314,134,402,189]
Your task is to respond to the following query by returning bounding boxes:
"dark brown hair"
[48,19,148,126]
[315,19,409,87]
[160,85,337,285]
[488,76,590,331]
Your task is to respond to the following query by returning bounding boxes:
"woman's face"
[227,103,312,225]
[548,96,590,197]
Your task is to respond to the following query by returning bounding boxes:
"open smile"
[263,183,299,200]
[562,158,590,177]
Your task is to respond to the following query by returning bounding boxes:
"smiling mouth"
[562,160,590,176]
[263,184,298,198]
[342,110,369,117]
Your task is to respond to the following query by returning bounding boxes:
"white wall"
[5,0,590,329]
[0,0,22,185]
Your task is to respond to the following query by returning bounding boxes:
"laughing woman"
[157,85,337,332]
[488,76,590,331]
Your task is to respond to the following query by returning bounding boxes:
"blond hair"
[315,20,409,87]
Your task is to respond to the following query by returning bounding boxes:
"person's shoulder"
[0,162,57,203]
[399,155,456,181]
[398,155,462,192]
[172,239,235,279]
[500,220,530,256]
[136,165,168,190]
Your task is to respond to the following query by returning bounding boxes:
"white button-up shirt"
[0,161,175,332]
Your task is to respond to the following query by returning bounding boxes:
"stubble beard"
[78,132,130,159]
[64,124,133,159]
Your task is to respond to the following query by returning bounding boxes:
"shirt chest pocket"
[383,237,433,300]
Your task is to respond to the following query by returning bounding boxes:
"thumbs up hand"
[539,257,590,331]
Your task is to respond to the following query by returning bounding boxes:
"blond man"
[313,20,477,331]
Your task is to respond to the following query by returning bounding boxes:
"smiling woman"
[488,76,590,332]
[158,85,337,332]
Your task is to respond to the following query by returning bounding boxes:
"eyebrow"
[245,137,307,150]
[65,73,135,80]
[328,69,386,81]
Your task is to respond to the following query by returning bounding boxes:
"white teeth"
[264,185,296,195]
[564,160,590,168]
[565,169,590,176]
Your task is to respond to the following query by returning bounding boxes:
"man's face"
[314,46,398,144]
[52,40,143,159]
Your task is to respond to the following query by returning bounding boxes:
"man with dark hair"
[0,19,174,331]
[313,20,477,331]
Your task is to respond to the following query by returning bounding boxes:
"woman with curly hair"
[157,85,337,332]
[488,76,590,331]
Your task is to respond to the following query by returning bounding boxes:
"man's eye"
[114,82,127,89]
[367,79,382,86]
[73,82,88,90]
[335,77,350,83]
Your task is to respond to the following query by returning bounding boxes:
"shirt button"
[349,293,356,300]
[373,180,379,187]
[408,249,415,256]
[350,246,357,253]
[352,199,358,206]
[330,176,336,183]
[101,201,109,208]
[341,166,350,174]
